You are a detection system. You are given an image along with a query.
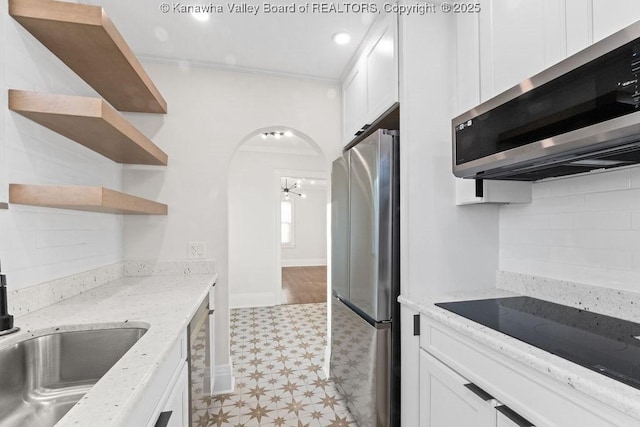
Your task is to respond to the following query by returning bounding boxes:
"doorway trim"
[274,168,328,305]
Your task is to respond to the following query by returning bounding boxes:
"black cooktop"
[436,296,640,390]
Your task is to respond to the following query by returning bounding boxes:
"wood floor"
[281,266,327,305]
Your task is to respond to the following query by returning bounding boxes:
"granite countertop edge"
[399,289,640,421]
[0,272,218,427]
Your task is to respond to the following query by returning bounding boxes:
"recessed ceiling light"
[191,12,210,22]
[284,131,293,137]
[333,32,351,45]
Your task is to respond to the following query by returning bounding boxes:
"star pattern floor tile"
[191,302,357,427]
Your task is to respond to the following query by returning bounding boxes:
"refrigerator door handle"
[335,294,391,330]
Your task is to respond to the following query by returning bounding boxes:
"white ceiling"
[83,0,380,80]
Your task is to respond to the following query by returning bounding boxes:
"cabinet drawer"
[126,330,187,427]
[420,349,494,427]
[420,316,637,426]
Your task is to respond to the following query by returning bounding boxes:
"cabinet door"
[565,0,593,56]
[160,362,189,427]
[365,12,398,123]
[480,0,565,98]
[419,350,495,427]
[343,59,368,145]
[592,0,640,42]
[455,12,481,115]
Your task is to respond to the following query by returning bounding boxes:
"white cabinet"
[364,12,398,124]
[472,1,640,103]
[157,362,189,427]
[127,330,189,427]
[401,306,421,427]
[420,348,536,427]
[342,13,398,145]
[565,0,593,56]
[592,0,640,42]
[343,59,368,144]
[420,350,494,427]
[418,314,638,426]
[454,12,481,115]
[478,0,565,99]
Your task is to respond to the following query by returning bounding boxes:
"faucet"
[0,260,18,336]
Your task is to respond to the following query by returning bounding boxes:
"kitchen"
[2,0,640,426]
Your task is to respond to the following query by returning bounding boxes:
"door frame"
[274,168,328,304]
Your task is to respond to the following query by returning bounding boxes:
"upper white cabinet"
[364,13,399,124]
[478,0,565,100]
[343,58,368,144]
[342,13,398,145]
[469,1,640,104]
[454,13,481,115]
[565,0,593,56]
[592,0,640,42]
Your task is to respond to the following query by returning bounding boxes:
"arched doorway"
[228,126,328,308]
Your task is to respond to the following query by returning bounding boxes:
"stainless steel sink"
[0,327,147,427]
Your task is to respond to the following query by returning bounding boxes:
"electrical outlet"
[188,242,205,259]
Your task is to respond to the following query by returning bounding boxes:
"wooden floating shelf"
[0,203,8,210]
[9,90,168,166]
[9,184,167,215]
[9,0,167,114]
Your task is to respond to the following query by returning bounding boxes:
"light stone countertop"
[399,288,640,421]
[0,272,217,427]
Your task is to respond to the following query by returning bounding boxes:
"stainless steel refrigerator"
[330,129,400,427]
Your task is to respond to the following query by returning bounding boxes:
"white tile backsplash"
[500,166,640,292]
[0,0,123,290]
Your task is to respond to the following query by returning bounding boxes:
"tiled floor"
[192,303,356,427]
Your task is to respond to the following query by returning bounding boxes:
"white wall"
[121,63,342,365]
[281,185,327,267]
[0,0,123,290]
[398,12,500,300]
[500,167,640,293]
[228,151,327,307]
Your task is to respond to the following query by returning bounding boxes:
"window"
[281,199,295,247]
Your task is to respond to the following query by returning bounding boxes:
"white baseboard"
[281,258,327,267]
[212,361,235,395]
[230,292,278,308]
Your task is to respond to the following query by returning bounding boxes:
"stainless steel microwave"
[453,20,640,181]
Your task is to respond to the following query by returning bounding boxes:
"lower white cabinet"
[419,350,494,426]
[127,330,189,427]
[420,349,534,427]
[418,315,639,426]
[156,362,189,427]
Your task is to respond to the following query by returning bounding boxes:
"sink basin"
[0,327,147,427]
